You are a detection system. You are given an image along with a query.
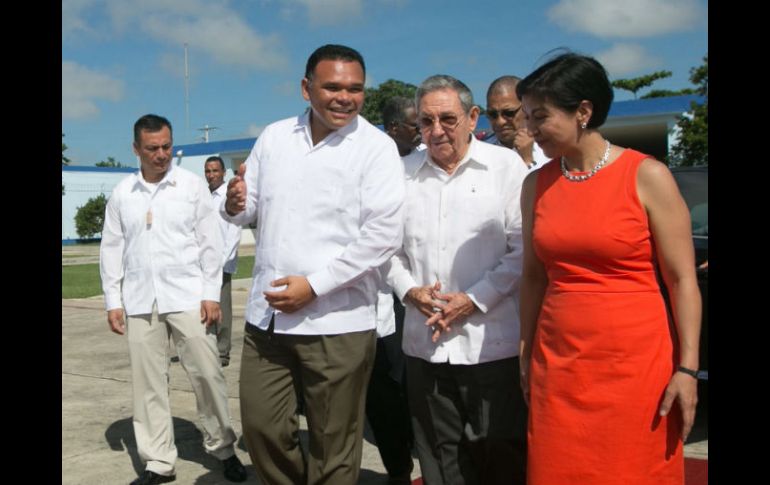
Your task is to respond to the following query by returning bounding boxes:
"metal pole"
[184,43,190,132]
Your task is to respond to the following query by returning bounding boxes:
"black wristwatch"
[676,365,699,379]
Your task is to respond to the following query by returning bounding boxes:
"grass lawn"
[61,263,103,299]
[62,255,255,299]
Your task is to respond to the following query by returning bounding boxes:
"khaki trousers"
[126,306,237,475]
[239,320,376,485]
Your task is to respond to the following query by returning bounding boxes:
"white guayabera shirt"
[222,113,405,335]
[100,164,224,315]
[387,137,528,365]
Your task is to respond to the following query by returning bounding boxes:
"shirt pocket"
[456,193,504,238]
[161,199,196,234]
[121,200,150,236]
[402,192,428,245]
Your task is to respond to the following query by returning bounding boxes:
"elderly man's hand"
[425,290,476,342]
[405,281,442,319]
[225,163,247,216]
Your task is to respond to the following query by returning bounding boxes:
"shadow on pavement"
[105,416,261,483]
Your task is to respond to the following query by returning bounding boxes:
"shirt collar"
[133,163,178,191]
[294,110,360,145]
[211,182,227,197]
[411,136,488,177]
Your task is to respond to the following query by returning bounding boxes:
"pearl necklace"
[560,140,611,182]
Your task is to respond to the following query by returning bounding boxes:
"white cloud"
[548,0,705,38]
[62,0,100,39]
[243,124,266,137]
[595,44,661,77]
[62,61,125,120]
[292,0,363,26]
[274,80,299,97]
[66,0,288,71]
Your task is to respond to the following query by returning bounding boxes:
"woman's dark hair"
[516,51,613,128]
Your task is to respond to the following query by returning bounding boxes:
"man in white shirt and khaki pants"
[222,45,405,485]
[387,75,529,485]
[100,114,246,485]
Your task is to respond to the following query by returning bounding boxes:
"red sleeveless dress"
[528,150,684,484]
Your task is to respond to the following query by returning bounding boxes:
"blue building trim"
[174,138,257,156]
[62,166,137,173]
[608,95,705,118]
[62,238,100,246]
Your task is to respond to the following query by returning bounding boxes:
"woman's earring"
[580,122,587,129]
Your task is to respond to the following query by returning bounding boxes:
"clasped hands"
[405,281,476,343]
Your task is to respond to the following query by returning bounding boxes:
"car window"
[671,168,708,236]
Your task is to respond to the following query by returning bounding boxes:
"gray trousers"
[126,306,237,476]
[406,356,528,485]
[217,272,233,362]
[239,319,376,485]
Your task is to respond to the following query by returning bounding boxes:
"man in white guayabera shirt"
[386,75,529,485]
[204,155,242,368]
[221,45,405,485]
[99,114,246,485]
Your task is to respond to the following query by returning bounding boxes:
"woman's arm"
[637,158,702,441]
[518,172,549,404]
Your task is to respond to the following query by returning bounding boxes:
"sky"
[62,0,708,167]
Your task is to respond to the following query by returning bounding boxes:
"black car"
[670,166,708,380]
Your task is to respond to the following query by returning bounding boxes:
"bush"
[75,193,107,239]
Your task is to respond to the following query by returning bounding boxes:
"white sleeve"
[99,189,125,311]
[221,218,242,274]
[195,180,224,301]
[306,141,406,296]
[465,161,526,313]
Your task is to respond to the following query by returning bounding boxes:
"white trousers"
[126,306,237,475]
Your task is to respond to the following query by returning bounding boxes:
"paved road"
[62,243,707,483]
[62,277,417,484]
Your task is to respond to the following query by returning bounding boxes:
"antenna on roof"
[197,124,219,143]
[184,43,190,132]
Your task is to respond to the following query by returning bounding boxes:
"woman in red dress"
[516,52,701,484]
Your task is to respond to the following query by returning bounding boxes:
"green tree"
[62,133,71,165]
[612,70,672,99]
[95,156,127,168]
[75,193,108,239]
[360,79,418,125]
[640,88,695,99]
[62,133,69,196]
[668,55,708,167]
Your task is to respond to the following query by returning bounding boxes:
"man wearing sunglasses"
[486,76,549,170]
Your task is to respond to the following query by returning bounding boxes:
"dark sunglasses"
[486,106,522,120]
